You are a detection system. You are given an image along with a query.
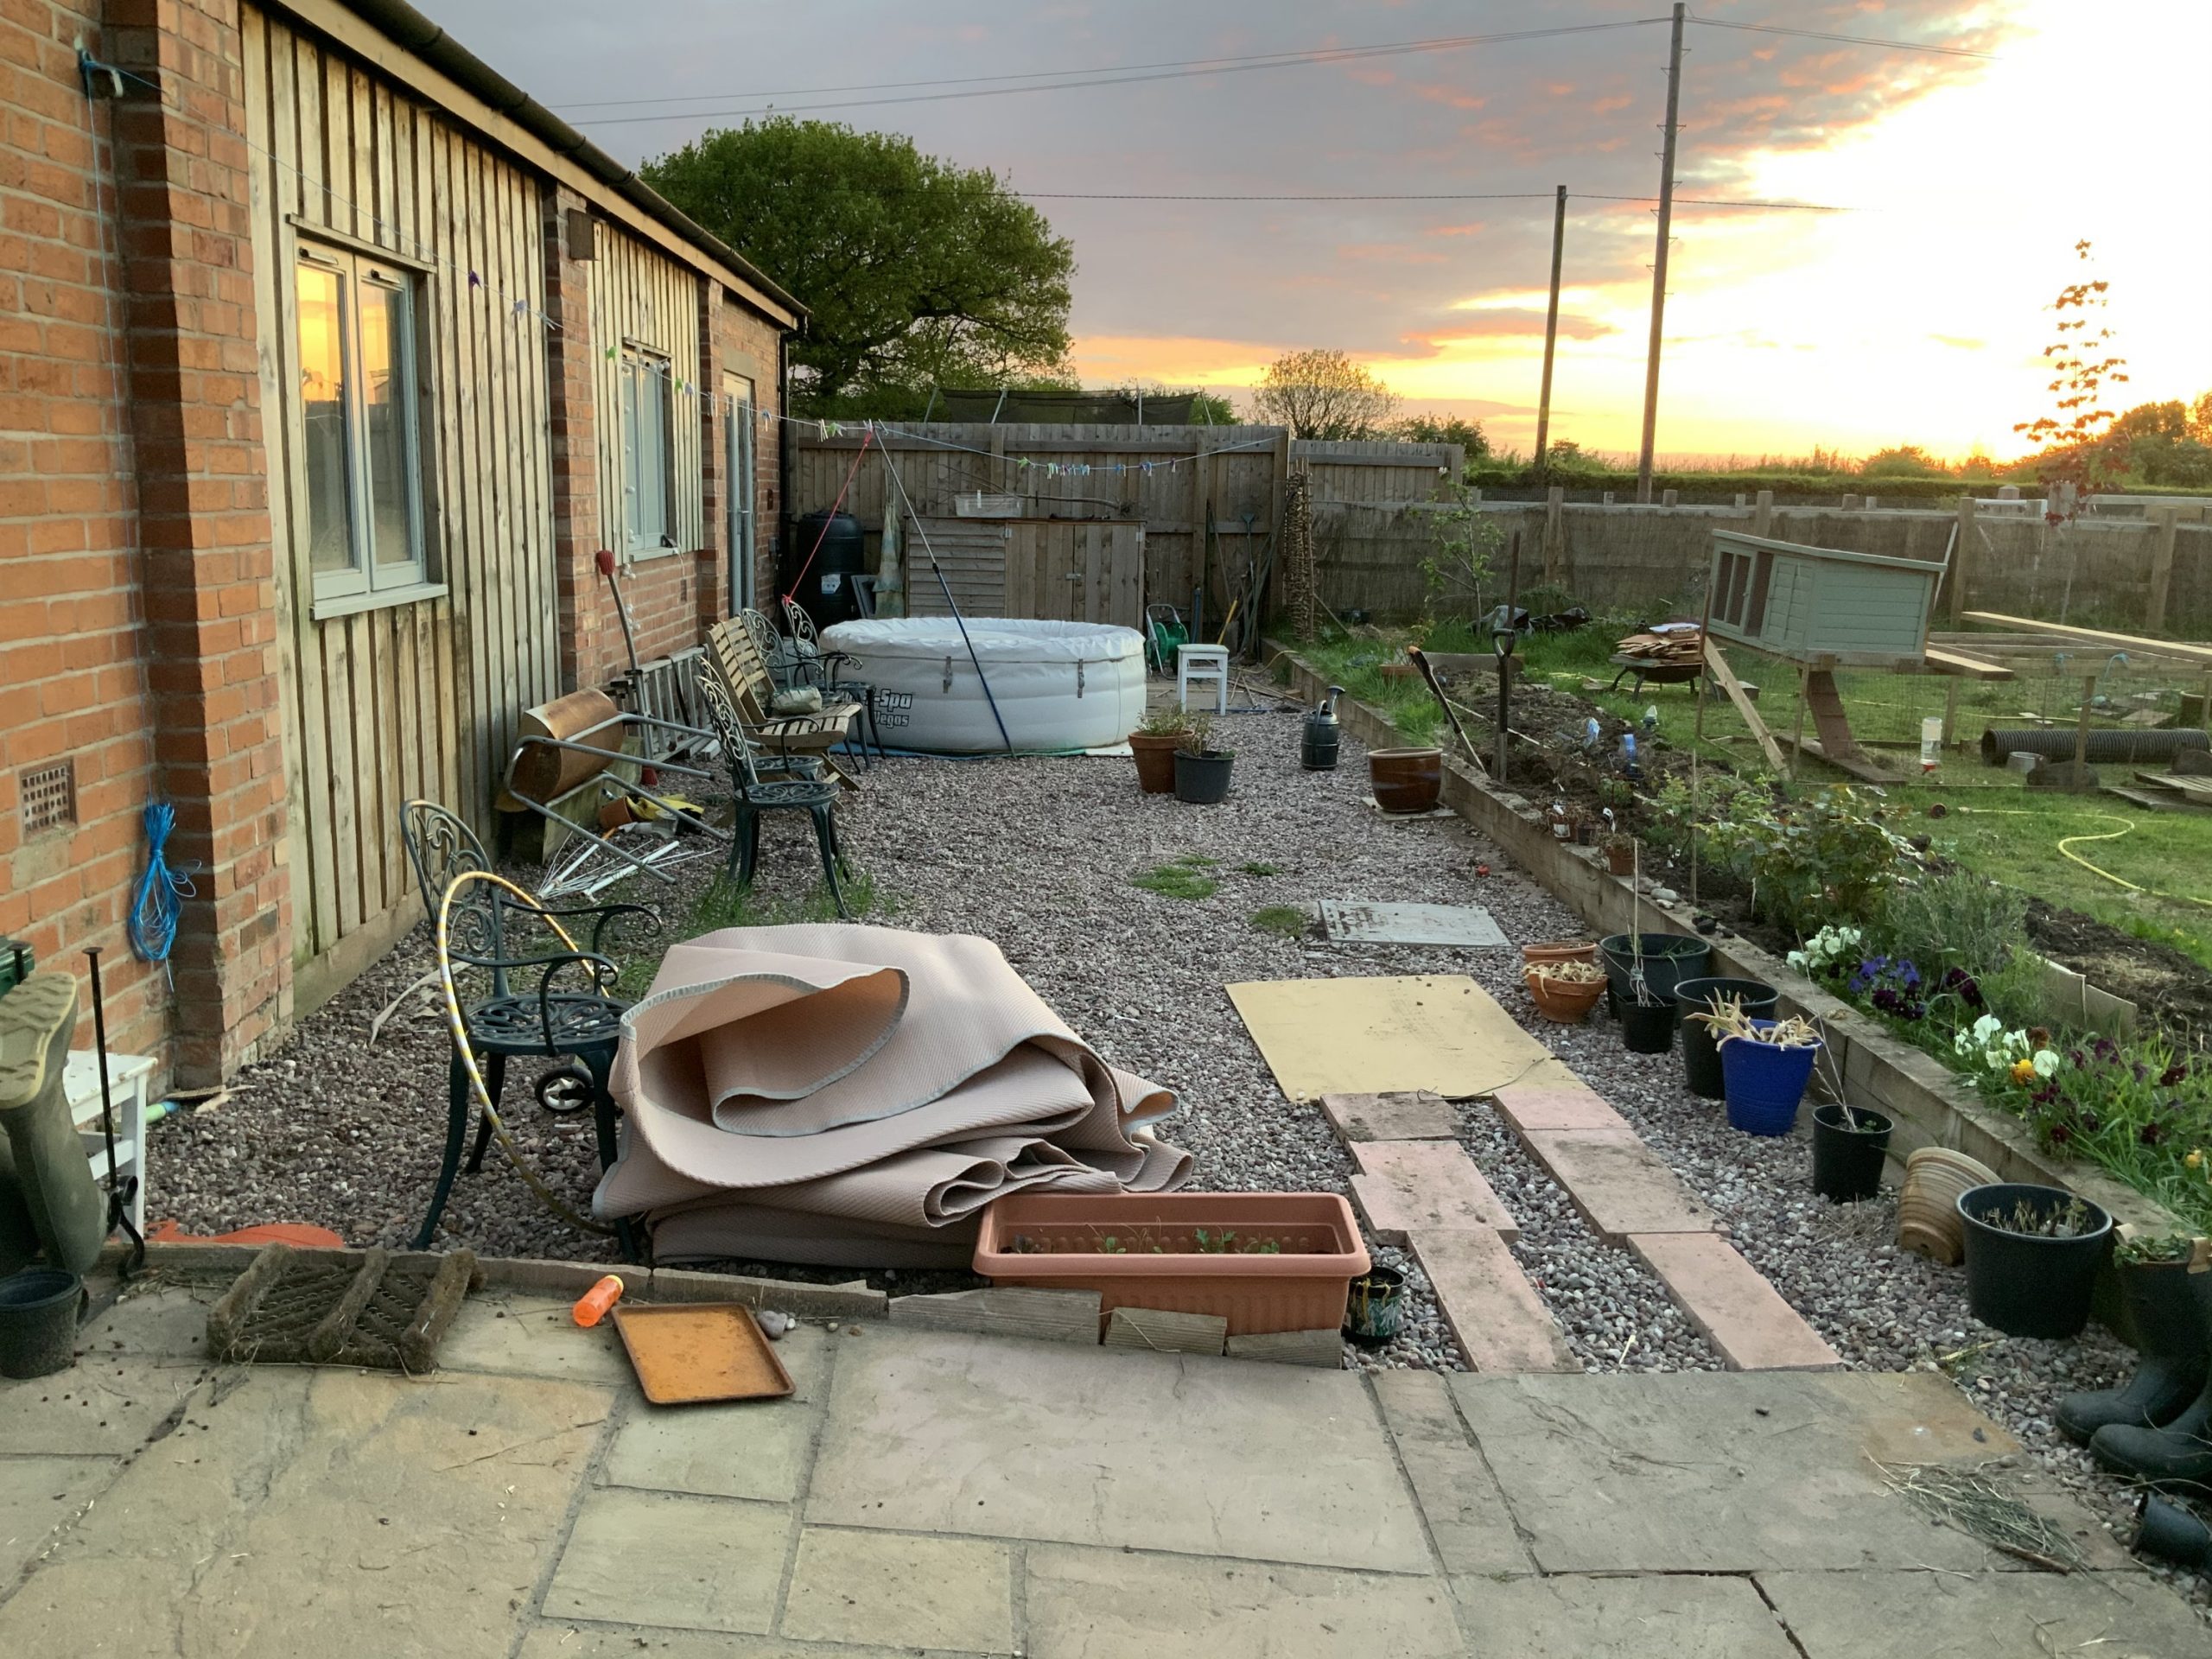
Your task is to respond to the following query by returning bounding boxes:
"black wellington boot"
[2056,1259,2211,1444]
[2091,1268,2212,1491]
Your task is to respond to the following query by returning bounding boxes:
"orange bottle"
[572,1274,624,1327]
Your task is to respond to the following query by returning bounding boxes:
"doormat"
[1317,901,1507,949]
[207,1243,480,1371]
[1224,975,1573,1100]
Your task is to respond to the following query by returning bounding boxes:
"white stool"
[1177,644,1230,715]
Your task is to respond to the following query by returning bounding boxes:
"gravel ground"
[146,696,2208,1599]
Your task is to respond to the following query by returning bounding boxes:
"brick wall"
[0,0,168,1065]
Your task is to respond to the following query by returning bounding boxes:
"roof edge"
[337,0,805,322]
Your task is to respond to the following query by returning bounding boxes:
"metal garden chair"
[696,671,852,918]
[398,800,658,1255]
[706,616,862,789]
[783,595,882,764]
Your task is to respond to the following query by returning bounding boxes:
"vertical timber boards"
[590,224,706,556]
[245,7,556,967]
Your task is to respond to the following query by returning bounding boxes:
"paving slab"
[1104,1306,1228,1355]
[78,1281,219,1357]
[0,1353,208,1455]
[546,1489,788,1634]
[1452,1573,1799,1656]
[0,1454,116,1583]
[522,1631,918,1659]
[1023,1545,1463,1659]
[1225,1328,1344,1367]
[1410,1228,1580,1375]
[1349,1138,1520,1243]
[804,1329,1431,1573]
[780,1526,1014,1652]
[600,1329,830,1503]
[1318,899,1508,948]
[887,1286,1102,1344]
[1370,1370,1535,1576]
[1450,1370,2012,1573]
[1319,1090,1459,1142]
[1758,1569,2207,1658]
[437,1293,635,1385]
[1518,1126,1721,1240]
[1628,1232,1843,1370]
[0,1366,609,1656]
[1489,1082,1631,1134]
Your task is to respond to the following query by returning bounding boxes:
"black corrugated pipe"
[1980,727,2211,766]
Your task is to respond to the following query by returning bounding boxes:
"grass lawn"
[1298,620,2212,973]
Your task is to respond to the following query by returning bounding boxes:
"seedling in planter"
[1987,1196,2096,1239]
[2114,1232,2204,1267]
[1136,708,1197,740]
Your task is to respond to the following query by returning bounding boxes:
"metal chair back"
[401,798,511,994]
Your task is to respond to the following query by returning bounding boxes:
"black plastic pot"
[1599,934,1712,1024]
[1674,976,1779,1098]
[1344,1264,1405,1349]
[1619,995,1675,1055]
[0,1268,82,1380]
[1958,1183,2113,1340]
[2136,1493,2212,1570]
[1810,1103,1893,1203]
[1173,748,1236,804]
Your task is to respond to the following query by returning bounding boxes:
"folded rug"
[596,925,1190,1266]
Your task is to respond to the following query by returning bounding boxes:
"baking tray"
[608,1302,794,1405]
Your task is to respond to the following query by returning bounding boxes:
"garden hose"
[436,869,614,1236]
[1955,808,2212,912]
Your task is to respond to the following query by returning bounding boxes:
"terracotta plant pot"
[974,1191,1369,1337]
[1370,747,1443,814]
[1129,732,1180,793]
[1604,842,1637,876]
[1526,967,1604,1023]
[1521,940,1599,970]
[1896,1146,1999,1265]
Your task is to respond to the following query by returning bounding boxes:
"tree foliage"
[1860,444,1948,478]
[2013,240,2130,520]
[1396,412,1491,458]
[644,119,1076,410]
[1248,349,1400,440]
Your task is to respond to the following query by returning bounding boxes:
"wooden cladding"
[245,6,560,965]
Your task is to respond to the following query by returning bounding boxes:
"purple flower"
[2092,1036,2120,1063]
[2140,1122,2167,1147]
[2069,1048,2087,1070]
[2159,1062,2190,1087]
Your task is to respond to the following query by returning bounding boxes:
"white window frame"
[296,239,433,614]
[622,345,676,556]
[726,372,757,609]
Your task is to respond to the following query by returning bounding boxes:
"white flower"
[1970,1014,2005,1044]
[2031,1048,2060,1077]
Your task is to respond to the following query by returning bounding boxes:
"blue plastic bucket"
[1721,1022,1821,1136]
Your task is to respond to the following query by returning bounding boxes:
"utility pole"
[1533,184,1567,484]
[1635,2,1685,504]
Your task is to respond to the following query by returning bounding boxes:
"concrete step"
[1349,1140,1519,1244]
[1628,1233,1843,1371]
[1517,1127,1721,1243]
[1319,1090,1458,1142]
[1409,1228,1580,1375]
[1489,1082,1631,1135]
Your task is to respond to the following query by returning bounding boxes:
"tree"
[643,119,1076,410]
[1397,412,1491,458]
[2013,240,2130,522]
[1248,349,1399,440]
[2111,399,2212,487]
[1860,445,1948,478]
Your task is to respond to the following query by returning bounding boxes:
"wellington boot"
[0,1139,41,1275]
[2090,1269,2212,1492]
[0,972,105,1274]
[2056,1260,2210,1443]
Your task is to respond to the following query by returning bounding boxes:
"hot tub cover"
[596,925,1190,1266]
[822,617,1146,753]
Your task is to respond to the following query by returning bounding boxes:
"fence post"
[2145,505,2179,634]
[1841,493,1862,512]
[1543,486,1566,585]
[1948,494,1977,626]
[1660,488,1678,508]
[1752,489,1773,537]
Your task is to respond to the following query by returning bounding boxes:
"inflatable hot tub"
[822,617,1147,754]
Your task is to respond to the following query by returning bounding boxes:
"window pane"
[642,369,669,543]
[621,361,642,543]
[296,262,353,575]
[358,278,416,569]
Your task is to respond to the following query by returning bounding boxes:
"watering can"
[1302,685,1345,772]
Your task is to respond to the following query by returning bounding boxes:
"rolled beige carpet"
[598,925,1190,1266]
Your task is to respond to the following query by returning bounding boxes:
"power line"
[1687,14,2004,61]
[566,19,1671,126]
[1008,189,1852,211]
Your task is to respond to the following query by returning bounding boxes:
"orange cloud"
[1426,222,1487,238]
[1401,310,1618,353]
[1336,243,1447,265]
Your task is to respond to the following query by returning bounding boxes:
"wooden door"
[1005,522,1144,627]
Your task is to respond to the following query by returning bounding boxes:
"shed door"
[1005,522,1144,627]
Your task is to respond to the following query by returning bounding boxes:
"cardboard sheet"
[1225,974,1573,1101]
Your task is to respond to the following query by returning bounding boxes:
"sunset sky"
[439,1,2210,464]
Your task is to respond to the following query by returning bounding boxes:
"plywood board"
[1317,901,1508,949]
[1225,975,1573,1101]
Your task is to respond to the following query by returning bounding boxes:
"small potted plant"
[2056,1233,2211,1444]
[1600,833,1637,876]
[1129,708,1192,794]
[1526,957,1605,1023]
[1956,1183,2114,1339]
[1691,998,1822,1135]
[1807,1041,1893,1201]
[1173,716,1236,804]
[1344,1263,1405,1348]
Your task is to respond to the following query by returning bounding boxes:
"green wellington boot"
[2091,1269,2212,1492]
[0,971,106,1274]
[2056,1258,2211,1443]
[0,1138,42,1276]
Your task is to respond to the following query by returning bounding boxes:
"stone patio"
[2,1273,2202,1656]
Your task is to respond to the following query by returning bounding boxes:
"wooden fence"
[791,423,1459,626]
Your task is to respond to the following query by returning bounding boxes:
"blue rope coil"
[128,801,194,963]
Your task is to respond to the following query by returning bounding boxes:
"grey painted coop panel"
[1705,530,1939,666]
